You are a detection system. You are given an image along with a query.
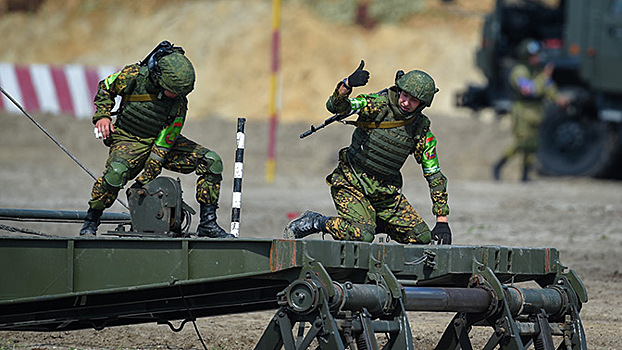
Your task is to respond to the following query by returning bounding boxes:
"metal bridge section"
[0,237,588,349]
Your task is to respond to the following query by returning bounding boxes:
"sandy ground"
[1,110,621,349]
[1,0,621,349]
[0,0,489,122]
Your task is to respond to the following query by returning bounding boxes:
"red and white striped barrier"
[0,63,118,119]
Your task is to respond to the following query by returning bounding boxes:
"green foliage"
[1,0,45,14]
[293,0,426,25]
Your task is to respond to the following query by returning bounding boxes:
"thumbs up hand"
[346,60,370,88]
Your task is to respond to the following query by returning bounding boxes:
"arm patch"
[421,131,441,174]
[155,116,185,149]
[104,71,122,90]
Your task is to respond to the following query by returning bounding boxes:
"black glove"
[346,60,370,88]
[431,222,452,245]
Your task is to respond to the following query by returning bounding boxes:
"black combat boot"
[521,164,531,182]
[80,208,103,236]
[492,157,507,181]
[284,211,329,239]
[197,205,234,238]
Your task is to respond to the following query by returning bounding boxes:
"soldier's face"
[398,91,421,113]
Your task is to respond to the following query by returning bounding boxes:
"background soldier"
[493,39,562,182]
[80,41,232,238]
[285,61,451,245]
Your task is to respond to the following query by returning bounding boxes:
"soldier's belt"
[345,118,415,129]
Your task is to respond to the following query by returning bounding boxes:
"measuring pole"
[265,0,281,183]
[231,117,246,237]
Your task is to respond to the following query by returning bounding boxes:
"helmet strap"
[397,104,423,117]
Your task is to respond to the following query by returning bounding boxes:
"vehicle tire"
[537,105,621,178]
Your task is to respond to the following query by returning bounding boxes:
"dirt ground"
[2,110,621,350]
[1,0,621,349]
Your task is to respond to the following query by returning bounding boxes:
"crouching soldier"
[285,61,452,245]
[80,41,232,238]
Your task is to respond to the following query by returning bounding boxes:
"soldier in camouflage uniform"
[493,39,561,182]
[80,41,232,238]
[285,61,451,245]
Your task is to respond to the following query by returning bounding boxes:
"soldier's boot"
[284,211,329,239]
[197,205,234,238]
[521,164,531,182]
[492,157,507,181]
[80,208,103,236]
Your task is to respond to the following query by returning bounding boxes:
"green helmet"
[157,52,196,96]
[395,70,439,107]
[516,39,541,61]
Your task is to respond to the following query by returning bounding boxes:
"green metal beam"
[0,236,564,332]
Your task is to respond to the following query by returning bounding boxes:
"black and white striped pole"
[231,117,246,237]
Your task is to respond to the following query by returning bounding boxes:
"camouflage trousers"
[324,155,431,244]
[88,131,221,210]
[504,100,544,167]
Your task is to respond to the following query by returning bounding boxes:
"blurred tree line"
[1,0,427,23]
[0,0,44,14]
[294,0,426,28]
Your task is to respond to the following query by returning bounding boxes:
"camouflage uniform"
[494,39,558,181]
[505,63,557,161]
[87,63,223,211]
[322,83,449,244]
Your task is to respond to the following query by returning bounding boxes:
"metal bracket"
[255,259,414,349]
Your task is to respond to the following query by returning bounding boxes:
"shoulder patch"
[104,71,122,90]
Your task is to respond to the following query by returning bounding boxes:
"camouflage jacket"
[93,64,188,184]
[509,63,557,102]
[326,83,449,216]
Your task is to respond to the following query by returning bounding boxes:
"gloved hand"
[346,60,370,88]
[431,222,452,245]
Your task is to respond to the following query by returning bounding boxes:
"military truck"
[456,0,622,178]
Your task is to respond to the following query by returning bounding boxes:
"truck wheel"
[538,105,620,178]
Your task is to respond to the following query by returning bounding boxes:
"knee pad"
[198,150,223,175]
[103,159,130,190]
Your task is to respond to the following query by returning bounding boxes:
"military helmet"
[156,52,196,96]
[395,70,439,107]
[517,39,541,61]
